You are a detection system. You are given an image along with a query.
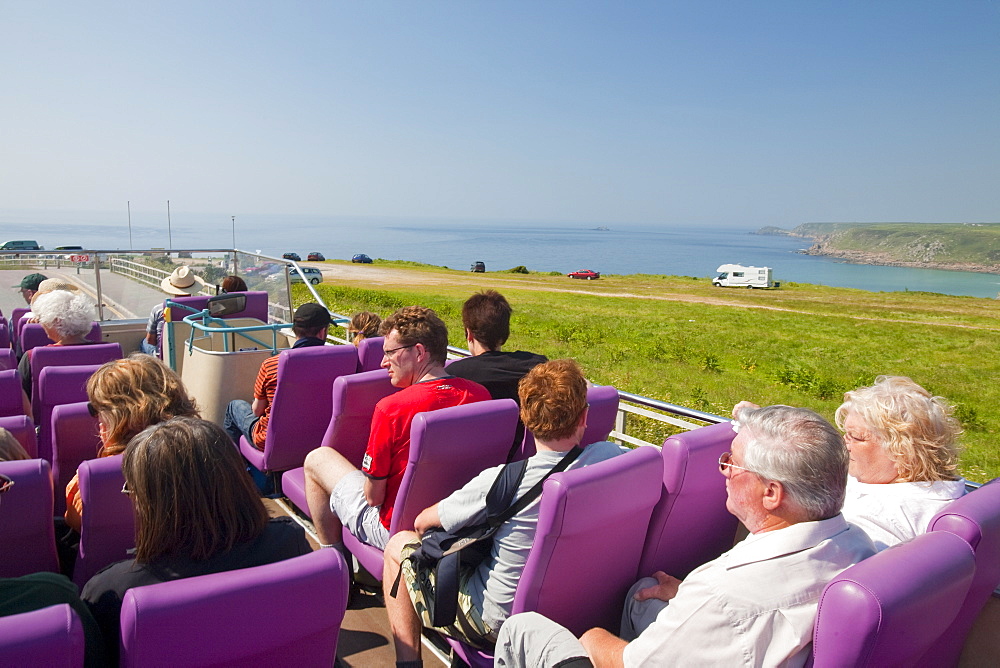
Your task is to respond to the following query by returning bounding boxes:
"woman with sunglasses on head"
[734,374,966,551]
[63,354,200,534]
[81,417,311,663]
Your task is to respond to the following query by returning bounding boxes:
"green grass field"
[296,263,1000,482]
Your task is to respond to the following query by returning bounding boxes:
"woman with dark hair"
[81,417,311,662]
[220,275,248,293]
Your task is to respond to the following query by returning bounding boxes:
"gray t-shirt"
[437,440,626,631]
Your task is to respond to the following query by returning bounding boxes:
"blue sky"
[1,1,997,227]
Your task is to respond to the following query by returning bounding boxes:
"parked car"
[307,252,326,261]
[282,252,301,262]
[470,261,486,273]
[352,254,373,264]
[567,269,600,280]
[290,267,323,285]
[1,240,41,251]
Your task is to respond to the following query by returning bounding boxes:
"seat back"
[10,307,29,355]
[0,414,38,458]
[73,454,136,586]
[250,345,359,473]
[519,384,620,460]
[345,399,519,580]
[356,335,385,372]
[0,603,85,667]
[917,479,1000,666]
[36,364,101,463]
[0,369,27,418]
[120,548,349,667]
[0,458,59,577]
[50,402,101,516]
[637,421,740,579]
[0,346,15,371]
[30,343,122,422]
[167,291,270,322]
[513,447,662,633]
[20,322,102,354]
[320,369,400,468]
[0,322,10,351]
[811,531,975,667]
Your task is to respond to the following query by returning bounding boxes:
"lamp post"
[231,216,236,249]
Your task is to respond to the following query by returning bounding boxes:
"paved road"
[0,268,164,322]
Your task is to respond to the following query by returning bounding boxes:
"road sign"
[70,255,90,263]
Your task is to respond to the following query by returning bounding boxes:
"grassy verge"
[296,267,1000,482]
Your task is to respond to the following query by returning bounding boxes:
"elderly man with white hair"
[16,289,97,396]
[495,405,876,668]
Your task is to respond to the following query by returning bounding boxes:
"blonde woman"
[63,354,200,532]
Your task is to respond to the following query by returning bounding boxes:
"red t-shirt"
[361,376,490,529]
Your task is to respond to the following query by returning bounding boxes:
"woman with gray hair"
[734,374,966,551]
[16,289,97,396]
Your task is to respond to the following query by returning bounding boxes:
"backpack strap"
[486,446,583,530]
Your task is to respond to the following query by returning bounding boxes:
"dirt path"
[306,263,1000,333]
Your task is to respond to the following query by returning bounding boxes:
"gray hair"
[32,290,96,339]
[737,404,848,521]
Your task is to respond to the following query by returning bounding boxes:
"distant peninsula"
[754,222,1000,274]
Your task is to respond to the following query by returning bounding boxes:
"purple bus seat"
[0,369,27,418]
[0,458,59,577]
[20,322,102,355]
[119,548,349,668]
[239,345,359,484]
[36,364,101,464]
[282,369,400,518]
[29,343,122,423]
[344,399,520,581]
[50,402,101,517]
[166,290,270,323]
[73,454,136,587]
[917,478,1000,666]
[810,531,975,667]
[637,421,740,579]
[0,346,15,370]
[517,384,620,461]
[447,446,663,667]
[0,603,85,667]
[356,335,385,372]
[0,414,38,458]
[10,307,29,355]
[0,322,10,351]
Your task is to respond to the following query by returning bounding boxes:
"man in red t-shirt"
[304,306,490,552]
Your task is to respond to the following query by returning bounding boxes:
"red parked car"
[567,269,600,280]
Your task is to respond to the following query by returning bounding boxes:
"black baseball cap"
[293,303,332,329]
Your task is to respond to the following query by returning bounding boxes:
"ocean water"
[4,209,1000,299]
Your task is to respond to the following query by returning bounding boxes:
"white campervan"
[712,264,775,289]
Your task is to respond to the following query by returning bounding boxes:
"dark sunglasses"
[87,402,99,418]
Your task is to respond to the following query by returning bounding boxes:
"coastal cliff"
[755,223,1000,274]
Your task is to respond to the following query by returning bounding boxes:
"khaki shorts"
[400,542,497,649]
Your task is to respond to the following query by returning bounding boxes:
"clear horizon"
[2,2,997,227]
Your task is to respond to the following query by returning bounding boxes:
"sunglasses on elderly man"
[718,451,758,476]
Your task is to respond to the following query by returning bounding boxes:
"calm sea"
[5,209,1000,299]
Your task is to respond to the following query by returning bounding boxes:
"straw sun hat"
[160,266,207,296]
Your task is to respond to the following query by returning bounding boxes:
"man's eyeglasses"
[382,344,415,360]
[718,451,757,476]
[0,474,14,494]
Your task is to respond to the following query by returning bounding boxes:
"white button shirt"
[623,515,875,667]
[841,476,967,551]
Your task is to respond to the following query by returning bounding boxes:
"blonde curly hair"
[835,375,962,482]
[87,354,200,456]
